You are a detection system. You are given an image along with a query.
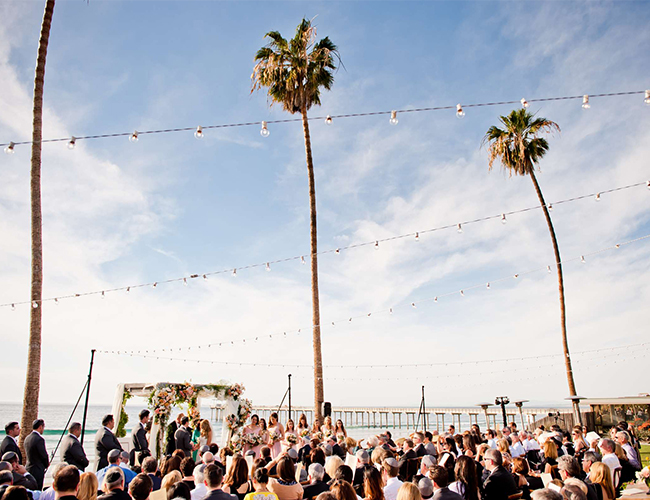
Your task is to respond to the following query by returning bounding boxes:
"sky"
[1,1,649,412]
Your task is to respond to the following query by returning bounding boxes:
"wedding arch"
[111,381,252,458]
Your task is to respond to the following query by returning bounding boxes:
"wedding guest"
[180,458,196,492]
[485,431,497,450]
[326,436,346,461]
[334,421,347,441]
[160,456,181,477]
[303,464,329,500]
[175,418,195,459]
[361,467,384,500]
[482,449,518,500]
[129,474,153,500]
[353,450,373,494]
[244,467,278,500]
[2,452,37,490]
[166,482,191,500]
[40,462,71,500]
[581,451,599,482]
[511,458,540,500]
[222,455,253,500]
[95,416,122,472]
[510,434,525,459]
[447,456,478,500]
[61,423,89,472]
[97,450,136,489]
[1,423,22,465]
[541,440,559,476]
[460,436,475,459]
[587,463,614,500]
[496,440,512,471]
[615,431,641,470]
[382,458,403,500]
[98,468,129,500]
[78,472,99,500]
[1,486,30,500]
[268,457,303,500]
[25,419,48,490]
[427,466,461,500]
[330,480,357,500]
[141,458,161,491]
[598,440,620,486]
[201,464,236,500]
[324,456,344,482]
[159,471,181,495]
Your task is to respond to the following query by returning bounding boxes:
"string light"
[501,214,507,224]
[202,274,208,281]
[54,298,58,305]
[335,248,340,254]
[101,291,105,299]
[581,256,586,264]
[67,137,76,150]
[595,192,601,201]
[521,98,529,109]
[548,203,553,211]
[152,282,157,288]
[411,302,416,308]
[325,115,332,125]
[486,282,490,289]
[11,304,15,311]
[194,126,204,139]
[129,131,139,143]
[126,287,130,293]
[415,232,420,241]
[456,104,465,118]
[2,90,647,151]
[4,142,15,154]
[2,181,649,310]
[547,265,552,273]
[301,256,306,265]
[457,223,463,233]
[32,301,38,309]
[260,121,270,137]
[265,262,271,272]
[375,240,379,249]
[459,290,465,296]
[389,110,398,125]
[183,277,188,286]
[582,95,590,109]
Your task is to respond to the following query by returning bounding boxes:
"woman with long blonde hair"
[395,483,421,500]
[77,472,98,500]
[590,462,615,500]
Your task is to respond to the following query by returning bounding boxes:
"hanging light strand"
[1,179,648,310]
[2,90,647,149]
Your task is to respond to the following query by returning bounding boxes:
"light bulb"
[260,121,270,137]
[202,274,208,280]
[126,287,131,293]
[152,282,157,288]
[415,232,419,241]
[456,104,465,118]
[514,274,519,279]
[183,277,188,286]
[68,136,76,149]
[32,301,38,309]
[375,241,379,249]
[389,110,398,125]
[195,126,204,139]
[389,308,393,315]
[581,255,586,264]
[595,192,601,201]
[411,302,416,308]
[434,297,438,303]
[460,290,465,296]
[501,213,507,224]
[129,131,139,142]
[11,304,15,311]
[101,291,105,299]
[582,95,590,109]
[335,248,340,254]
[547,265,552,274]
[644,90,650,105]
[325,115,332,125]
[301,256,306,265]
[265,262,271,272]
[4,142,15,154]
[521,98,529,109]
[547,203,553,211]
[615,243,620,249]
[457,223,463,233]
[486,282,491,289]
[647,180,650,190]
[54,298,59,305]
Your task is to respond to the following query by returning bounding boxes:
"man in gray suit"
[429,465,462,500]
[95,415,123,471]
[130,410,151,467]
[174,417,194,457]
[24,419,49,490]
[60,422,89,471]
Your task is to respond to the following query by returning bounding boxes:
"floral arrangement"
[312,431,324,441]
[246,433,263,447]
[300,429,310,438]
[636,466,650,487]
[269,430,281,443]
[230,433,244,453]
[188,405,201,421]
[286,433,298,445]
[337,434,346,443]
[227,383,245,400]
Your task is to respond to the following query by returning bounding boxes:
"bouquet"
[286,434,298,445]
[227,383,245,400]
[300,429,310,438]
[312,431,324,441]
[246,434,261,447]
[226,414,239,430]
[230,433,244,453]
[269,431,281,443]
[636,466,650,487]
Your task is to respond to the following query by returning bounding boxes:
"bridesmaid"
[334,419,347,441]
[267,412,284,459]
[321,416,334,438]
[258,418,269,457]
[311,418,321,438]
[297,413,310,436]
[244,414,261,455]
[282,419,299,451]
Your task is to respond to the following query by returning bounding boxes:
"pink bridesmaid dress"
[268,425,283,459]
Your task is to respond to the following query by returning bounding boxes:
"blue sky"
[1,1,649,410]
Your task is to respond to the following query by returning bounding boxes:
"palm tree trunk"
[19,0,55,458]
[529,170,581,425]
[301,106,324,423]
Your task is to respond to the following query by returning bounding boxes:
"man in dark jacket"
[303,463,329,500]
[141,457,161,491]
[2,452,38,490]
[202,464,237,500]
[98,468,131,500]
[166,414,184,456]
[1,423,22,465]
[24,419,48,490]
[429,466,463,500]
[482,449,518,500]
[130,410,151,467]
[52,465,81,500]
[60,423,89,472]
[95,415,122,472]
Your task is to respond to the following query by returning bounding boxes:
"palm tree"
[483,108,581,425]
[251,19,339,422]
[19,0,56,457]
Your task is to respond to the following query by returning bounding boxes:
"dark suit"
[166,421,180,456]
[24,431,49,490]
[174,426,192,457]
[483,466,518,500]
[202,489,238,500]
[303,480,330,500]
[331,443,345,460]
[97,489,132,500]
[414,444,426,458]
[130,423,150,466]
[432,487,463,500]
[12,471,38,490]
[148,473,162,491]
[1,436,22,464]
[94,427,122,471]
[61,433,89,471]
[298,443,313,463]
